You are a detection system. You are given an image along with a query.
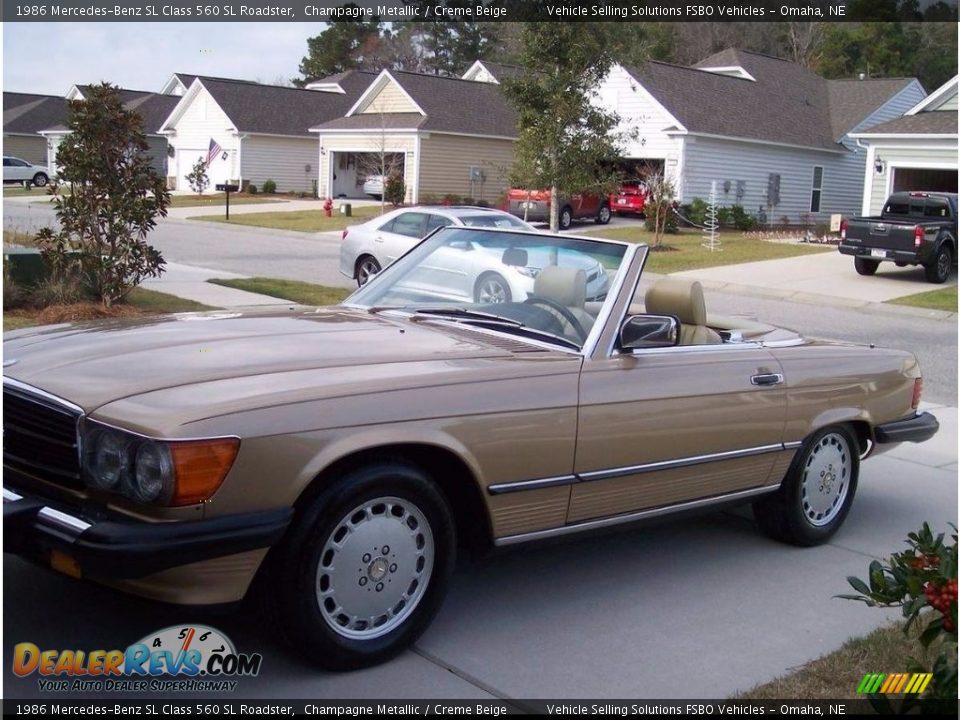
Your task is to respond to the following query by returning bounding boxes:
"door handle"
[374,236,384,243]
[751,373,784,386]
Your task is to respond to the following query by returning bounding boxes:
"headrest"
[502,247,528,267]
[644,278,708,326]
[534,266,587,308]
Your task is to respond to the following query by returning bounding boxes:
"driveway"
[4,404,956,700]
[675,250,957,305]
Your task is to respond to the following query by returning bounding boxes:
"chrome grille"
[3,383,83,488]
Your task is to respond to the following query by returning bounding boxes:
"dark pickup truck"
[839,191,957,284]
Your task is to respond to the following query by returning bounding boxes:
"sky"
[2,23,329,95]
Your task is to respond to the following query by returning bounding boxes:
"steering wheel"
[524,296,588,343]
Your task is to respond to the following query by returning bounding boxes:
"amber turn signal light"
[169,438,240,506]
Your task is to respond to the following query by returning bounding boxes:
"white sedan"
[339,206,608,303]
[3,156,50,187]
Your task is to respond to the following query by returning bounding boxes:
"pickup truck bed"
[839,191,957,283]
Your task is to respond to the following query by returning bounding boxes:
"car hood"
[2,307,520,415]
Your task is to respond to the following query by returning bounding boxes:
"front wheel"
[854,257,879,276]
[272,462,456,670]
[474,272,511,304]
[595,204,611,225]
[925,244,953,284]
[32,173,48,187]
[355,256,381,287]
[753,426,859,547]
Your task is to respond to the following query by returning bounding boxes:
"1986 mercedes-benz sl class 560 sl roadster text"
[3,227,939,669]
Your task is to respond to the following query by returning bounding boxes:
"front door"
[571,344,789,523]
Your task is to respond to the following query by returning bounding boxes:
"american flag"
[205,138,223,167]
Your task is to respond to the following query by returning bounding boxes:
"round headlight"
[132,441,173,503]
[84,427,128,491]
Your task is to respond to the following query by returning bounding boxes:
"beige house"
[3,93,68,168]
[311,68,518,205]
[849,75,958,215]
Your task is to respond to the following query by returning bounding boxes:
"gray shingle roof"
[3,92,69,135]
[624,48,918,152]
[826,78,916,138]
[855,110,958,135]
[197,71,377,137]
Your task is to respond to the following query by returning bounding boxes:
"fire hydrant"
[323,197,333,217]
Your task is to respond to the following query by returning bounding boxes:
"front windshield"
[345,227,630,351]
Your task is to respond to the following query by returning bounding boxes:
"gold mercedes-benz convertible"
[3,227,939,669]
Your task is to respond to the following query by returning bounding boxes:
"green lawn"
[586,227,831,274]
[189,205,384,232]
[3,288,215,332]
[208,277,352,306]
[3,185,53,198]
[170,194,286,209]
[886,285,957,312]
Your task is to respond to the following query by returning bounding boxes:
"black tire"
[558,206,573,231]
[32,173,48,188]
[854,257,879,276]
[753,425,859,547]
[355,255,381,287]
[924,244,953,284]
[895,261,908,268]
[271,462,456,670]
[595,203,611,225]
[474,272,511,304]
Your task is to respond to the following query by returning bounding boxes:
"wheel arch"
[294,440,493,553]
[802,409,873,457]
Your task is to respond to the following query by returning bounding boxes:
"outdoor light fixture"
[874,157,885,174]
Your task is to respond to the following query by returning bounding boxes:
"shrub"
[384,174,406,206]
[247,184,257,195]
[442,193,462,206]
[730,204,758,231]
[840,523,957,706]
[419,193,440,205]
[476,199,492,208]
[35,83,169,307]
[686,197,709,226]
[716,206,732,227]
[462,196,476,205]
[185,158,209,195]
[262,179,277,194]
[3,265,27,309]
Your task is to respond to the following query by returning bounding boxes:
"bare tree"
[782,22,825,68]
[355,108,406,213]
[644,172,677,250]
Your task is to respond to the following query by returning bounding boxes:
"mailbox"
[216,184,240,192]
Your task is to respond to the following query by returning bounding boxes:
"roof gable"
[906,75,958,114]
[461,60,525,84]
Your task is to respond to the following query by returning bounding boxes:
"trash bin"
[339,203,352,217]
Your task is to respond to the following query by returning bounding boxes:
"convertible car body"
[2,228,938,669]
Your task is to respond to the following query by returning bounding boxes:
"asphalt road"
[3,202,958,701]
[6,203,956,405]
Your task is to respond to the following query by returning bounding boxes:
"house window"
[809,166,824,213]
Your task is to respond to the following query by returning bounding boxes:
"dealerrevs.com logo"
[13,625,262,693]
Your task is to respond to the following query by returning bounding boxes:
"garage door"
[176,149,230,191]
[892,167,958,193]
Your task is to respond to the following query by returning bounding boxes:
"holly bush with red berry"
[839,523,957,701]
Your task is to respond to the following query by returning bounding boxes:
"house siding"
[242,135,318,193]
[165,86,239,189]
[867,143,959,214]
[937,93,958,111]
[44,134,167,179]
[359,82,418,114]
[317,134,417,203]
[4,135,47,166]
[597,65,684,185]
[418,133,514,203]
[681,136,863,224]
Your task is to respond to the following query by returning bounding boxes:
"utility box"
[469,166,484,182]
[339,203,352,217]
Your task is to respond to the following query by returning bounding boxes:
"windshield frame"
[341,226,640,357]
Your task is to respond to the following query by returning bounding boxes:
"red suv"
[506,188,611,230]
[610,181,648,217]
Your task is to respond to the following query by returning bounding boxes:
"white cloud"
[2,22,327,95]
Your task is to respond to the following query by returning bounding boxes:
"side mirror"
[619,314,679,351]
[448,239,472,250]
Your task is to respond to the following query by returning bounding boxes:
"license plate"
[618,198,627,205]
[522,202,535,209]
[870,249,887,258]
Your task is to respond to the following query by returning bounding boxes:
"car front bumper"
[3,481,291,600]
[874,411,939,444]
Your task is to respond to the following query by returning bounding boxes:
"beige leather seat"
[531,266,595,339]
[644,278,722,345]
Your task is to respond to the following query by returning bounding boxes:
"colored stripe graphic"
[858,672,932,694]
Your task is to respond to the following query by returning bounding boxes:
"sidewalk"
[165,197,383,220]
[141,262,290,308]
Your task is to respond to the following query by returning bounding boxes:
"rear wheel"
[854,257,879,276]
[753,425,859,546]
[271,462,455,670]
[356,256,381,287]
[474,272,511,304]
[595,204,611,225]
[924,244,952,284]
[558,206,573,231]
